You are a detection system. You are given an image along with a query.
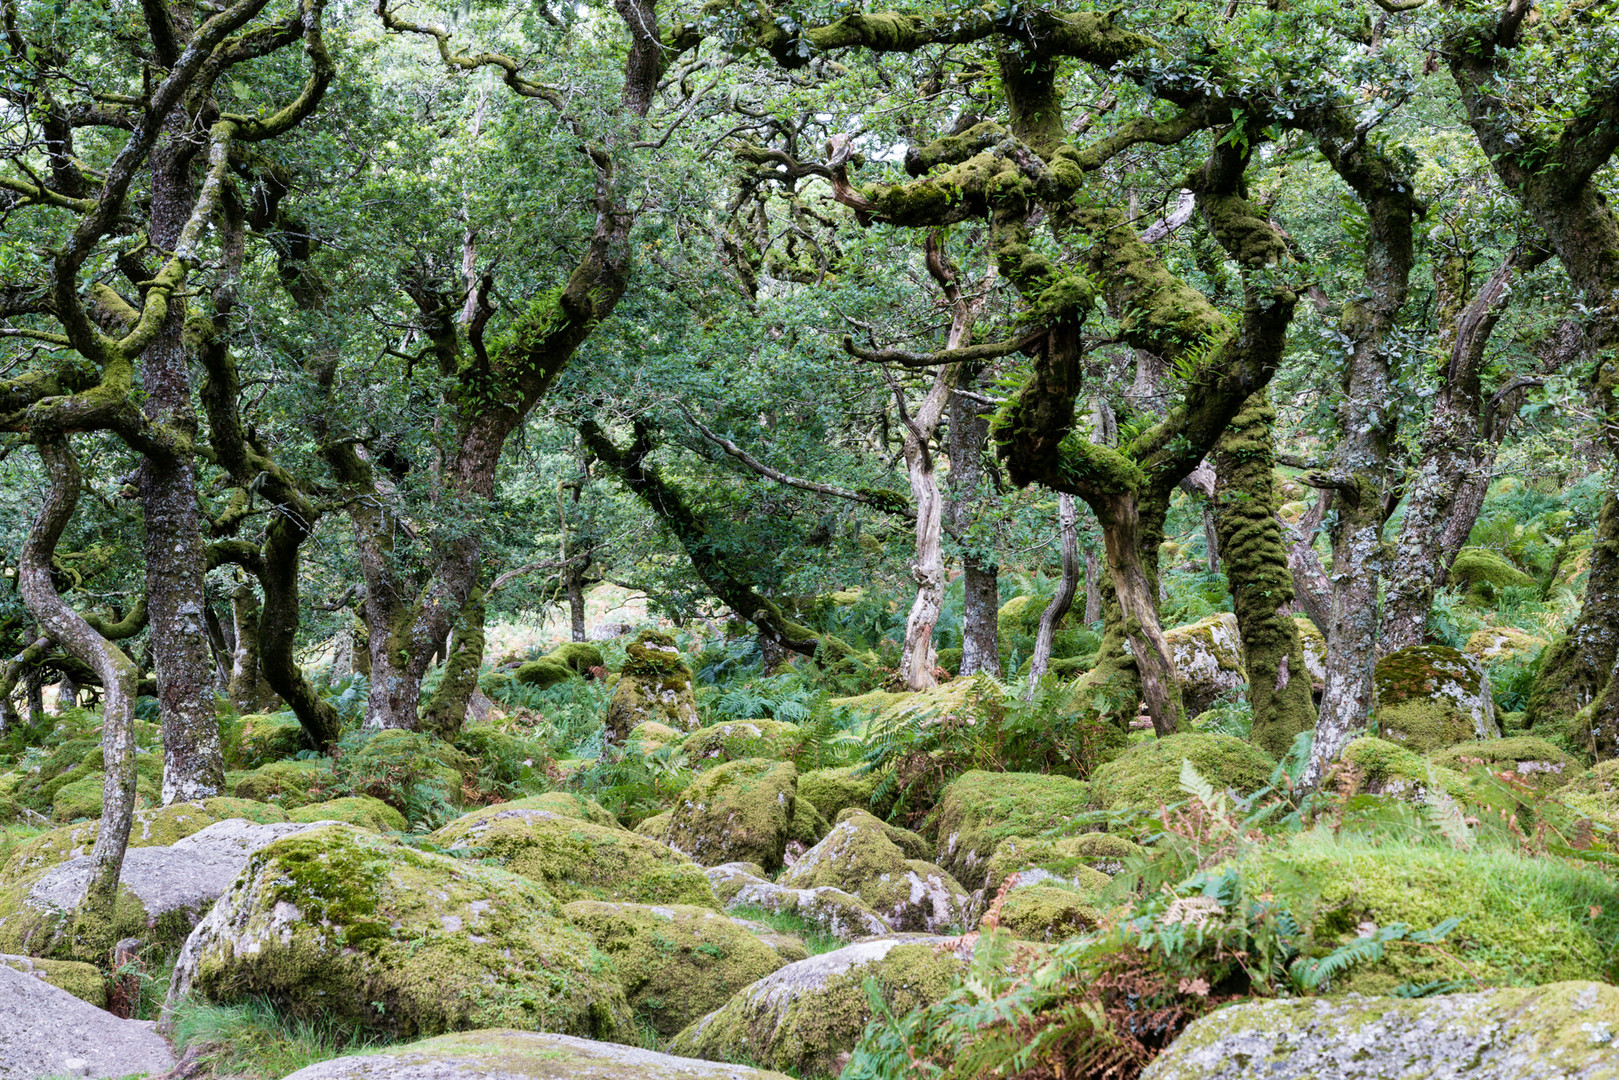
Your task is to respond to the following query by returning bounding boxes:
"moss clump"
[834,807,931,860]
[548,642,605,673]
[1086,733,1276,816]
[635,811,672,840]
[1332,737,1467,800]
[1241,833,1619,992]
[669,937,970,1076]
[781,812,970,934]
[1163,613,1248,716]
[427,806,717,908]
[1428,736,1580,791]
[681,719,805,771]
[995,884,1102,942]
[201,796,291,824]
[665,758,798,872]
[981,833,1140,893]
[563,900,787,1037]
[46,750,163,822]
[288,796,407,831]
[227,759,333,809]
[930,771,1094,890]
[1451,546,1536,604]
[9,737,100,816]
[1373,644,1500,751]
[231,713,309,768]
[604,630,699,742]
[514,657,574,688]
[332,730,470,827]
[0,954,106,1007]
[167,826,633,1040]
[479,792,620,828]
[798,765,883,821]
[627,721,682,751]
[789,798,830,849]
[1464,627,1547,665]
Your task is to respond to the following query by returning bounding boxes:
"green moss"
[798,766,885,822]
[682,720,804,771]
[789,798,830,848]
[227,759,333,809]
[0,954,105,1007]
[201,796,291,824]
[481,792,619,828]
[930,771,1094,889]
[627,721,682,751]
[634,811,672,840]
[288,796,408,831]
[669,938,969,1077]
[1373,645,1498,751]
[333,730,470,827]
[996,884,1101,942]
[1333,737,1468,800]
[1241,833,1619,992]
[563,900,786,1037]
[981,833,1139,892]
[231,713,309,768]
[834,807,930,860]
[665,758,798,873]
[605,631,699,742]
[1428,736,1580,791]
[514,657,574,688]
[427,806,717,907]
[1451,547,1536,605]
[175,826,633,1040]
[547,642,604,673]
[1086,733,1275,815]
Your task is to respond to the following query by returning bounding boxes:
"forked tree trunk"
[1028,492,1078,693]
[1098,492,1182,735]
[895,373,953,691]
[17,437,137,960]
[948,368,1001,678]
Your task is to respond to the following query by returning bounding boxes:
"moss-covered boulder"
[514,657,574,688]
[635,811,672,840]
[276,1031,793,1080]
[288,796,407,831]
[550,641,605,673]
[164,825,632,1040]
[227,758,333,809]
[1087,733,1276,817]
[780,811,970,934]
[483,791,620,828]
[0,952,106,1007]
[728,917,810,964]
[333,730,470,827]
[1139,982,1619,1080]
[994,883,1102,942]
[232,713,309,768]
[1374,644,1501,752]
[1164,613,1248,715]
[665,758,798,872]
[627,720,683,752]
[714,864,889,942]
[703,862,771,905]
[1464,627,1548,665]
[980,833,1138,894]
[669,936,974,1077]
[604,630,700,743]
[798,765,882,821]
[1330,737,1468,801]
[2,798,290,884]
[1451,546,1537,605]
[834,806,931,860]
[681,719,804,770]
[0,819,340,957]
[788,797,830,852]
[23,742,165,822]
[1429,736,1580,791]
[427,805,717,908]
[1554,760,1619,829]
[563,900,788,1037]
[1239,834,1619,993]
[930,770,1093,890]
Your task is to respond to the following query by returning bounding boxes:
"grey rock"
[1141,981,1619,1080]
[277,1029,791,1079]
[779,812,971,934]
[726,880,888,941]
[0,962,174,1079]
[16,819,343,944]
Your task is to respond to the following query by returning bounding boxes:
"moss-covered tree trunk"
[228,580,278,713]
[1212,392,1315,757]
[1526,492,1619,729]
[17,436,137,961]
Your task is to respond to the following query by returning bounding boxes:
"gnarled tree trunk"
[1028,492,1078,692]
[948,367,1001,678]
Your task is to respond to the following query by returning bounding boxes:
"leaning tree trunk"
[1028,493,1078,693]
[1212,392,1316,758]
[229,580,278,713]
[17,436,137,960]
[947,366,1001,678]
[1097,491,1183,735]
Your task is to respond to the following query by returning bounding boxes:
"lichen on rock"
[605,630,700,742]
[780,811,970,934]
[664,758,798,872]
[1373,644,1501,752]
[1164,613,1248,716]
[929,770,1093,890]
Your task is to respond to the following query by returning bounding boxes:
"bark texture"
[948,368,1001,678]
[1028,492,1078,692]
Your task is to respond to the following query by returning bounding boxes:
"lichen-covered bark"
[1028,493,1078,691]
[228,580,277,713]
[1382,249,1541,652]
[947,368,1000,678]
[1212,392,1316,757]
[421,587,485,741]
[1526,492,1619,729]
[16,436,136,960]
